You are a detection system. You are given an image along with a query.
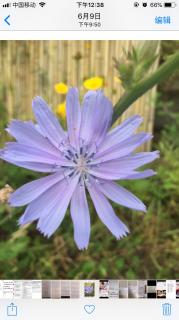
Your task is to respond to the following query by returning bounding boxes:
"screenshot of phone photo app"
[0,1,179,319]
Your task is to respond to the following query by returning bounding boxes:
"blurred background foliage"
[0,40,179,279]
[113,41,158,91]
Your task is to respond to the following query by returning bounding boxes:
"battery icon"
[164,2,176,7]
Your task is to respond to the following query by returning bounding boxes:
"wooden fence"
[0,40,159,149]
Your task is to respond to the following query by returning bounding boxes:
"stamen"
[84,173,90,183]
[85,177,91,187]
[65,155,71,160]
[86,142,98,158]
[67,149,74,157]
[51,163,60,172]
[57,138,100,177]
[79,175,85,187]
[63,169,76,184]
[69,171,75,178]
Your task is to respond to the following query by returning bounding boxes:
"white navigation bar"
[0,0,179,30]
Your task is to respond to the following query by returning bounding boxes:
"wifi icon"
[39,2,46,7]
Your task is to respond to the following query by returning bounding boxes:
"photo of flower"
[0,40,179,279]
[0,89,159,249]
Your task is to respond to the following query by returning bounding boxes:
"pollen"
[76,156,87,173]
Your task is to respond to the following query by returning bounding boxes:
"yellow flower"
[55,82,68,94]
[83,77,104,90]
[114,76,122,84]
[55,102,66,119]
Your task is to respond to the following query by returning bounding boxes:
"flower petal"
[87,180,129,239]
[0,155,61,173]
[80,90,113,146]
[9,171,66,207]
[6,120,60,157]
[32,96,66,148]
[98,115,143,154]
[66,88,81,148]
[70,183,90,250]
[93,133,152,163]
[88,165,132,180]
[19,174,79,237]
[125,169,156,180]
[19,179,66,225]
[96,179,146,212]
[36,174,80,237]
[114,151,160,171]
[89,151,159,180]
[2,142,73,167]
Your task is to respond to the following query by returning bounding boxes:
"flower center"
[76,156,87,173]
[58,139,100,181]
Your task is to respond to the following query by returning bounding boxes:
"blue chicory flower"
[0,88,159,249]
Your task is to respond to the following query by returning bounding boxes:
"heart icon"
[84,305,95,314]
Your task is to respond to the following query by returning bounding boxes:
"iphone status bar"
[0,0,178,30]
